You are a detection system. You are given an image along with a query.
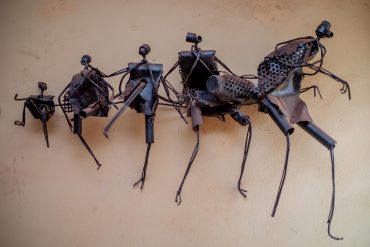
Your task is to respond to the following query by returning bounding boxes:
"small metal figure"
[14,82,55,147]
[164,32,257,205]
[103,44,165,189]
[58,55,116,170]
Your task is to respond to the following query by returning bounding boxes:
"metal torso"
[124,62,163,115]
[178,49,238,119]
[257,38,318,97]
[68,69,110,117]
[25,95,55,121]
[178,49,218,90]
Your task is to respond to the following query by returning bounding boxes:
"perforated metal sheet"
[257,39,318,97]
[222,74,258,100]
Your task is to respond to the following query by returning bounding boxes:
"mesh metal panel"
[62,91,73,113]
[222,74,257,100]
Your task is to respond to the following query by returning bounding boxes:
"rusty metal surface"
[253,21,349,241]
[68,70,110,118]
[11,20,351,242]
[163,32,253,205]
[14,82,55,148]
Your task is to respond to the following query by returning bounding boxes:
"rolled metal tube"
[206,75,227,96]
[80,103,101,118]
[145,115,154,144]
[73,114,82,135]
[230,111,250,126]
[297,121,336,149]
[261,98,294,135]
[206,74,257,104]
[186,32,202,44]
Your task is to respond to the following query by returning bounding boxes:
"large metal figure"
[253,21,350,240]
[254,20,350,240]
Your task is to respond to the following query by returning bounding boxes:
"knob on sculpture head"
[316,20,334,39]
[139,44,151,58]
[186,32,202,44]
[38,82,47,93]
[80,55,92,66]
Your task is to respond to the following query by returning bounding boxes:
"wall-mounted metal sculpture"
[103,44,166,189]
[13,20,349,241]
[163,32,256,205]
[58,55,116,170]
[254,20,349,240]
[14,82,55,147]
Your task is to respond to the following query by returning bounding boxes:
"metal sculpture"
[165,21,349,239]
[163,32,256,205]
[103,44,165,189]
[253,20,349,240]
[14,82,55,147]
[58,55,116,170]
[202,20,349,240]
[12,21,349,240]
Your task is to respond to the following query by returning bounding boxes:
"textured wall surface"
[0,0,369,246]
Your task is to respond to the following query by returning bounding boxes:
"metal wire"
[238,117,252,198]
[271,133,290,217]
[175,126,200,205]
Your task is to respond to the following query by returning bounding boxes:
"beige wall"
[1,0,369,246]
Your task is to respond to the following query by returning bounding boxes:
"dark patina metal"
[163,33,256,205]
[58,55,115,170]
[14,82,55,147]
[103,44,164,189]
[253,21,348,240]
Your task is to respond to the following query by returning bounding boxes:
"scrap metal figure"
[164,32,257,205]
[103,44,165,189]
[58,55,116,170]
[14,82,55,147]
[253,21,349,240]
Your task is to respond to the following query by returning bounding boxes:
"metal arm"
[103,80,146,138]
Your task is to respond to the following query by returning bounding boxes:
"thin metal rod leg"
[41,109,50,148]
[133,143,152,189]
[77,133,102,170]
[238,120,252,198]
[327,148,343,240]
[271,133,290,217]
[161,78,187,124]
[175,127,200,205]
[14,103,26,126]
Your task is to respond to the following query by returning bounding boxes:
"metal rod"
[103,81,146,138]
